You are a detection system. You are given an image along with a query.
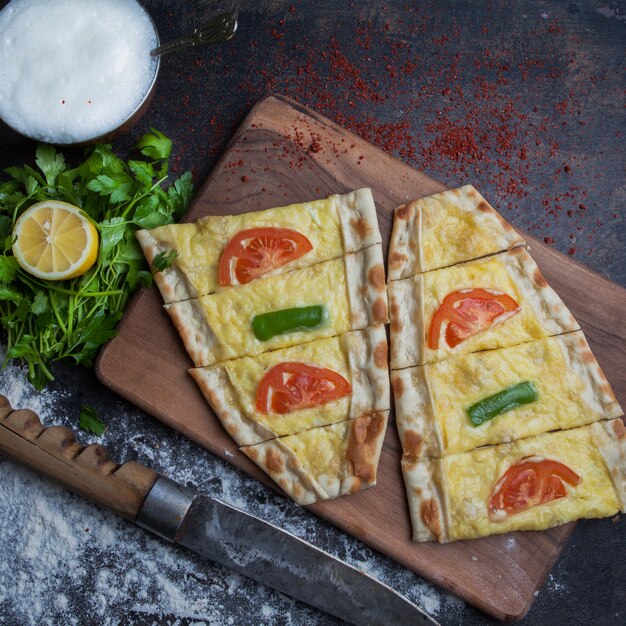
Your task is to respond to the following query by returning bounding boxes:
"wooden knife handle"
[0,394,159,521]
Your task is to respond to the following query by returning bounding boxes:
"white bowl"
[0,0,161,146]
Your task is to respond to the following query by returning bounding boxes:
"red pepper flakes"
[224,6,613,261]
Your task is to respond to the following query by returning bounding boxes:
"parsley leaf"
[0,130,193,388]
[6,334,36,358]
[133,195,170,229]
[152,250,179,272]
[87,172,135,203]
[128,160,155,188]
[79,404,106,436]
[98,217,127,261]
[168,171,194,217]
[31,291,48,315]
[136,128,172,161]
[35,144,66,186]
[0,285,22,300]
[0,256,19,283]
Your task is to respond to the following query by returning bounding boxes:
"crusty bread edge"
[189,366,276,446]
[388,274,424,369]
[387,200,421,281]
[387,185,526,281]
[241,412,389,505]
[344,244,389,329]
[504,247,580,335]
[335,188,382,253]
[401,456,450,542]
[344,325,390,419]
[557,331,623,419]
[136,228,197,304]
[164,299,220,367]
[391,366,442,460]
[592,418,626,513]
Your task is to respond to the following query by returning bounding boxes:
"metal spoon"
[150,11,238,57]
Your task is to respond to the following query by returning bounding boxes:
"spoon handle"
[150,11,238,57]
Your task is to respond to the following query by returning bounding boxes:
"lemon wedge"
[12,200,99,280]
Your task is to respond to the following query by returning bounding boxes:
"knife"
[0,395,438,626]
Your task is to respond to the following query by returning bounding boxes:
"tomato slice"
[427,288,520,350]
[218,227,313,286]
[256,362,352,415]
[489,457,581,519]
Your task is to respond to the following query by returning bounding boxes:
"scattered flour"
[504,536,518,551]
[0,357,460,624]
[546,573,567,594]
[596,6,626,21]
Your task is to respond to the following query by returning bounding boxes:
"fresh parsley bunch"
[0,129,193,389]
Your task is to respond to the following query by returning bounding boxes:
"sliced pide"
[167,244,388,367]
[241,412,389,505]
[388,185,525,280]
[392,331,623,459]
[138,188,381,303]
[402,419,626,543]
[388,247,579,369]
[190,326,390,446]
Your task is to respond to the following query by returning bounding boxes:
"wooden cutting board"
[96,94,626,621]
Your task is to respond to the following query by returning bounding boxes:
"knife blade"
[0,395,438,626]
[138,476,438,626]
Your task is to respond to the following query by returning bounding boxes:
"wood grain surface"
[0,396,158,522]
[96,94,626,621]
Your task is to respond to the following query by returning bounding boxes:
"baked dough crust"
[393,331,623,460]
[165,297,219,368]
[241,412,389,505]
[136,227,197,303]
[401,456,449,542]
[336,188,381,252]
[389,247,579,369]
[403,420,626,543]
[388,273,423,370]
[166,244,387,367]
[592,418,626,512]
[190,326,390,446]
[388,185,524,280]
[391,367,441,460]
[558,332,622,418]
[137,188,381,304]
[345,244,389,327]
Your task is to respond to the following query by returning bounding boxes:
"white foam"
[0,0,158,143]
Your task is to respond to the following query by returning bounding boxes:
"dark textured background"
[0,1,624,625]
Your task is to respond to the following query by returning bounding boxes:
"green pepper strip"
[466,381,538,427]
[252,305,325,342]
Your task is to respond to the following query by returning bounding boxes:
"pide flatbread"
[241,412,389,505]
[402,419,626,543]
[392,331,623,459]
[388,185,525,280]
[190,326,390,445]
[137,189,381,303]
[143,190,390,506]
[388,247,579,369]
[167,244,388,367]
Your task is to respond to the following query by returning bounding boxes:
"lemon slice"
[12,200,99,280]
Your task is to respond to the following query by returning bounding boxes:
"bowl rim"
[0,0,161,146]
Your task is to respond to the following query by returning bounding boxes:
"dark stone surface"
[0,1,624,625]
